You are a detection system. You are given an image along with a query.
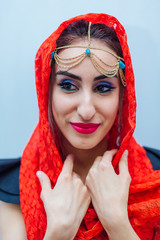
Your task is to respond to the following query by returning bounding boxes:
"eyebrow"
[56,71,81,80]
[55,71,118,81]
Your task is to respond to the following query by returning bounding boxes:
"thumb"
[36,171,51,201]
[61,154,74,175]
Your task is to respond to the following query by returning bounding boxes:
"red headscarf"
[20,13,160,240]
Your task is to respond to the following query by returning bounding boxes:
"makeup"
[70,122,100,134]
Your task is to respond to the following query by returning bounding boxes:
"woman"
[0,13,160,240]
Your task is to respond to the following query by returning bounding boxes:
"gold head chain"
[50,22,126,86]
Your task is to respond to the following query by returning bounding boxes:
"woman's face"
[51,38,120,150]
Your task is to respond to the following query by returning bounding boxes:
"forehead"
[57,38,118,66]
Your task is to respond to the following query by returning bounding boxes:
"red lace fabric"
[20,13,160,240]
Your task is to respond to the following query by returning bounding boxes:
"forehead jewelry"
[50,22,126,86]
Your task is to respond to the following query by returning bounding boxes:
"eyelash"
[58,79,78,92]
[58,79,115,94]
[94,81,115,94]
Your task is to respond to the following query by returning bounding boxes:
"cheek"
[99,95,119,121]
[51,89,74,121]
[111,97,119,115]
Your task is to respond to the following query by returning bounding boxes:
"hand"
[37,155,91,240]
[85,150,131,235]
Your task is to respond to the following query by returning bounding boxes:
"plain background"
[0,0,160,159]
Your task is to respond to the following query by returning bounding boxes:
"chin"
[59,131,107,151]
[70,139,100,150]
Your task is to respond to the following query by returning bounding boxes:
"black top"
[0,147,160,204]
[0,157,20,204]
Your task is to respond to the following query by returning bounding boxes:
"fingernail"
[69,154,74,159]
[122,150,128,158]
[36,171,42,178]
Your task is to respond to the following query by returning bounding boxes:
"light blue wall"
[0,0,160,158]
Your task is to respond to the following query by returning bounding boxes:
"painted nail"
[122,150,128,158]
[36,171,42,178]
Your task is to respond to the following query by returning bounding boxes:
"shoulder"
[0,201,27,239]
[143,146,160,170]
[0,158,27,239]
[0,158,20,204]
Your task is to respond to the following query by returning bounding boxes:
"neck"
[60,137,108,182]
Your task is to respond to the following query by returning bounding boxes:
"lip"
[70,122,100,134]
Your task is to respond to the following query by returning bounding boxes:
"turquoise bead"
[86,48,91,56]
[119,60,125,69]
[51,51,55,59]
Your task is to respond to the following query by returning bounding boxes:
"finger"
[101,149,118,165]
[61,154,74,175]
[72,172,84,187]
[91,156,102,169]
[72,172,82,183]
[72,171,81,180]
[99,149,117,171]
[119,150,129,173]
[36,171,51,198]
[119,150,131,183]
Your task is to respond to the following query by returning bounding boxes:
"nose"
[77,91,96,121]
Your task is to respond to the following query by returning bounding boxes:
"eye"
[58,79,78,92]
[94,81,115,94]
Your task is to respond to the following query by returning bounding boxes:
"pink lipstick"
[70,122,100,134]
